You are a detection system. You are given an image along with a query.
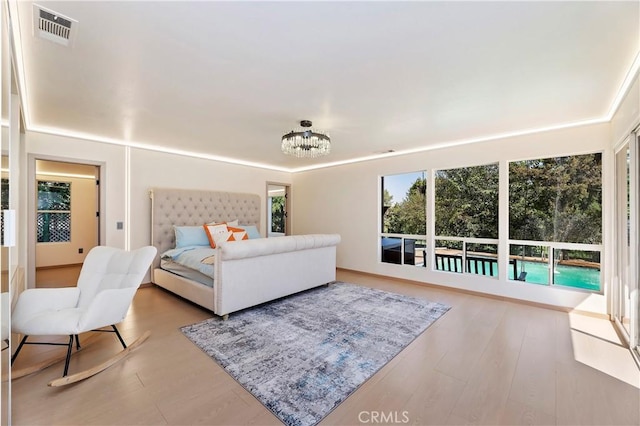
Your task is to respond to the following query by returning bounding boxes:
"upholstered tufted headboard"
[149,188,261,270]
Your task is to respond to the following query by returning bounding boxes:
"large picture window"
[434,163,499,277]
[37,181,71,243]
[509,153,602,291]
[380,171,426,266]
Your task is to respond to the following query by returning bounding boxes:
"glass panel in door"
[615,145,631,335]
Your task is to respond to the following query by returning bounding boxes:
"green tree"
[271,195,285,233]
[384,178,426,235]
[383,189,393,207]
[434,164,499,238]
[37,181,71,243]
[37,181,71,210]
[509,153,601,244]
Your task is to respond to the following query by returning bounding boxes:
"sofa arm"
[219,234,341,261]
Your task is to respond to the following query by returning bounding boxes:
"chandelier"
[281,120,331,158]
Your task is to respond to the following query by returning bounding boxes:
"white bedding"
[161,246,216,280]
[160,259,214,287]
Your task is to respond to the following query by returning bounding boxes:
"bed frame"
[149,188,339,318]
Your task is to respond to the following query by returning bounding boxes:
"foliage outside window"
[381,172,426,266]
[435,164,499,238]
[382,172,426,235]
[270,195,285,233]
[509,153,602,291]
[434,164,499,277]
[37,181,71,243]
[509,153,602,243]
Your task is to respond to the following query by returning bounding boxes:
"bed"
[150,188,340,318]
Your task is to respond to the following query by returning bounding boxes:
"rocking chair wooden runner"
[11,245,156,386]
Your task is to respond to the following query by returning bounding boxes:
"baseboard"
[36,263,83,271]
[336,267,611,320]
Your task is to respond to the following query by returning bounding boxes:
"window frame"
[507,152,604,293]
[379,171,427,267]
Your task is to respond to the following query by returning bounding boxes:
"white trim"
[27,125,291,173]
[34,171,95,179]
[27,154,36,289]
[125,146,131,250]
[291,117,608,173]
[498,159,510,282]
[606,51,640,120]
[508,240,603,252]
[434,236,499,245]
[614,134,634,158]
[629,134,639,349]
[2,210,16,247]
[7,0,30,129]
[27,154,105,289]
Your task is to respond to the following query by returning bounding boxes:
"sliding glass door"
[615,132,639,355]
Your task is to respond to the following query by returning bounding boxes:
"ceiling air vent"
[33,4,78,47]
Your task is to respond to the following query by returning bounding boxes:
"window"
[434,163,499,277]
[37,181,71,243]
[380,171,426,266]
[509,153,602,291]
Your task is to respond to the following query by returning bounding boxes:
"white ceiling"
[8,1,640,171]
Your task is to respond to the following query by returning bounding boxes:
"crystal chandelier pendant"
[281,120,331,158]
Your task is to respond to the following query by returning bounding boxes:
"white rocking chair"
[11,245,156,386]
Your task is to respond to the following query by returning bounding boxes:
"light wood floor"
[8,270,640,425]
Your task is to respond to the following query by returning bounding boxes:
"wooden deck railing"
[435,253,520,279]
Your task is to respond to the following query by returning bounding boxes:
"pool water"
[511,261,601,291]
[437,258,601,291]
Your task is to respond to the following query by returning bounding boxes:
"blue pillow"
[174,226,210,248]
[237,224,262,239]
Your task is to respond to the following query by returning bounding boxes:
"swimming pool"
[436,257,601,291]
[511,260,601,291]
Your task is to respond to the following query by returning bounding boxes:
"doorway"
[267,183,290,237]
[31,159,101,288]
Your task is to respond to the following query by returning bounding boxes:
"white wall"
[293,123,610,314]
[23,134,291,283]
[26,132,127,248]
[611,72,640,147]
[128,147,291,252]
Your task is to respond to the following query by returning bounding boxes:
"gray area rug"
[181,282,450,426]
